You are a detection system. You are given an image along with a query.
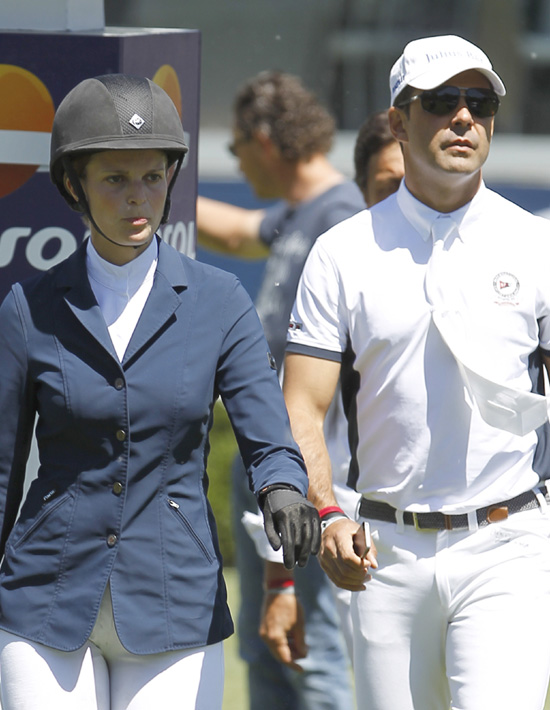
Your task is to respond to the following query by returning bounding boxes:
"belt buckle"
[412,512,432,531]
[412,512,451,531]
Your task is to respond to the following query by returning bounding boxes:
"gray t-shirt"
[255,181,365,370]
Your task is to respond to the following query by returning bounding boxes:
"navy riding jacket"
[0,238,308,653]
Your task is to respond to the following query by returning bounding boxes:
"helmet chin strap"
[63,158,161,250]
[87,210,157,251]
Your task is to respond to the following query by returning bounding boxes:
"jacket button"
[112,481,123,496]
[107,534,118,547]
[116,429,126,442]
[114,378,125,390]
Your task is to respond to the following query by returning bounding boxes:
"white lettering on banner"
[26,228,77,270]
[0,221,195,272]
[0,227,77,270]
[0,227,31,267]
[159,221,195,257]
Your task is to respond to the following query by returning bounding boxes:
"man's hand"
[320,518,378,591]
[260,590,307,672]
[259,486,321,569]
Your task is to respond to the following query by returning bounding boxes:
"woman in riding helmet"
[0,74,319,710]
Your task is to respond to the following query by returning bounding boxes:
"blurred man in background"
[197,71,364,710]
[259,108,404,666]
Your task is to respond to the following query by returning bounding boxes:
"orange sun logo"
[152,64,182,119]
[0,65,55,198]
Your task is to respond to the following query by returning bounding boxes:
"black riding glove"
[259,485,321,569]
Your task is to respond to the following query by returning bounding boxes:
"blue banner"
[0,28,200,302]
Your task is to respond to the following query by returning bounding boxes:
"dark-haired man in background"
[354,109,404,207]
[260,109,404,665]
[197,71,364,710]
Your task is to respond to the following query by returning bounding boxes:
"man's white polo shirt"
[287,182,550,513]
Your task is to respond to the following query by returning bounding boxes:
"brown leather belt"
[358,487,548,531]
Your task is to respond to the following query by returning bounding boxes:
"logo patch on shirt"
[288,320,302,331]
[493,272,519,302]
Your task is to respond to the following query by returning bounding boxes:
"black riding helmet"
[50,74,189,234]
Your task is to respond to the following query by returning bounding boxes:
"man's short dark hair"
[233,71,335,161]
[354,110,396,191]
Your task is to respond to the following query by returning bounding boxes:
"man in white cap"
[263,34,550,709]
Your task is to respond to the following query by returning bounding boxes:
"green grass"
[207,400,248,706]
[223,566,249,709]
[208,400,239,566]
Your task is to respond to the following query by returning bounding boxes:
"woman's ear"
[63,174,79,203]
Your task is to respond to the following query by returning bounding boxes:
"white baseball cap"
[390,35,506,105]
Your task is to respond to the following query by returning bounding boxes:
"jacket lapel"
[121,239,188,364]
[55,241,119,360]
[54,238,189,365]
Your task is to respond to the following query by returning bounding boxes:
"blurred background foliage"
[208,401,239,566]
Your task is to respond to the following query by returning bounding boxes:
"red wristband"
[318,506,345,520]
[265,578,295,591]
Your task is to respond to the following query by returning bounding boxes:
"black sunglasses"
[397,86,500,119]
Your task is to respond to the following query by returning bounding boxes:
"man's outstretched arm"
[196,196,268,258]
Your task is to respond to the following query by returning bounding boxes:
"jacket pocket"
[167,499,215,564]
[9,491,72,552]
